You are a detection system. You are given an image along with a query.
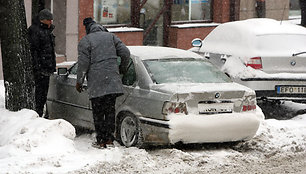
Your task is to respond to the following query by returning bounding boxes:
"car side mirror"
[57,67,68,76]
[191,38,202,47]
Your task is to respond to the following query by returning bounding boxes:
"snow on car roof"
[201,18,306,57]
[220,18,306,36]
[127,46,203,60]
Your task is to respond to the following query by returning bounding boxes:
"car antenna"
[280,2,287,25]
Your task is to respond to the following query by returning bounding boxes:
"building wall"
[213,0,231,23]
[240,0,290,20]
[169,25,217,50]
[111,31,144,46]
[66,0,79,62]
[53,0,67,55]
[78,0,94,41]
[266,0,289,20]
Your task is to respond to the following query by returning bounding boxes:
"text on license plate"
[198,103,233,114]
[276,86,306,94]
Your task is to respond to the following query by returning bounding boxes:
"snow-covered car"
[191,18,306,102]
[47,46,264,147]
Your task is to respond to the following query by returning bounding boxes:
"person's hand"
[76,83,83,93]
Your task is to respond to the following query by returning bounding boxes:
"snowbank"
[0,81,123,173]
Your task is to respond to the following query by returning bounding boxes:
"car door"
[116,58,136,110]
[48,63,93,129]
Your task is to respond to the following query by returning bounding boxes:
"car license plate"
[276,86,306,94]
[198,103,233,114]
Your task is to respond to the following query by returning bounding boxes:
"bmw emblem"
[215,92,221,99]
[290,60,296,66]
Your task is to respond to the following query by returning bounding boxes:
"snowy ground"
[0,80,305,174]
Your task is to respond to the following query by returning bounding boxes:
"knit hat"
[83,17,95,26]
[39,9,53,20]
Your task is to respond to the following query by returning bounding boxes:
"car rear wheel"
[119,113,143,148]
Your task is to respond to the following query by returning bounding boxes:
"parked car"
[47,46,264,147]
[191,18,306,103]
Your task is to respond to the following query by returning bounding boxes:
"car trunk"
[256,34,306,74]
[152,83,255,114]
[261,55,306,74]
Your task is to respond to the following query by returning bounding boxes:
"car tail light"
[162,101,188,115]
[242,105,256,112]
[246,57,262,69]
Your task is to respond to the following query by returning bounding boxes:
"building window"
[289,0,301,17]
[94,0,131,25]
[172,0,212,22]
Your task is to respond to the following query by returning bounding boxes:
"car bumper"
[238,78,306,100]
[139,107,264,144]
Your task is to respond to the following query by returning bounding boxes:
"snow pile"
[0,80,125,173]
[247,114,306,153]
[0,82,76,158]
[0,109,76,157]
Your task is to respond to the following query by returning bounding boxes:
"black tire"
[119,113,143,148]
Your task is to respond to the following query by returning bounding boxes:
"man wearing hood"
[76,17,130,148]
[28,9,56,117]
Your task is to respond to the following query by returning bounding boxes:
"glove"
[76,83,83,93]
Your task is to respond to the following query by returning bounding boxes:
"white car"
[191,18,306,103]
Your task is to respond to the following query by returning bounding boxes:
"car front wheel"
[119,114,143,148]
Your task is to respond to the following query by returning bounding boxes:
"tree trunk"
[0,0,35,111]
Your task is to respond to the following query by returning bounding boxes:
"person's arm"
[113,34,130,75]
[76,37,91,92]
[28,26,40,72]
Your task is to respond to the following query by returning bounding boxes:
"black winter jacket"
[28,18,56,75]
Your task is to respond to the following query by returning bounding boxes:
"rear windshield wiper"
[292,52,306,57]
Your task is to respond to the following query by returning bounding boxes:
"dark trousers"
[34,74,50,117]
[301,0,306,26]
[91,94,117,143]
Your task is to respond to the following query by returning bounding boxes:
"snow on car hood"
[151,82,255,96]
[222,57,306,79]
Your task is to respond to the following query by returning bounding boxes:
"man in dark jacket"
[76,17,130,148]
[28,9,56,117]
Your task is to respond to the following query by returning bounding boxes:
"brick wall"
[240,0,290,20]
[213,0,231,23]
[169,25,218,50]
[78,0,93,41]
[111,31,143,46]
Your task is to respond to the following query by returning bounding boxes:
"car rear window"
[256,34,306,53]
[143,58,231,84]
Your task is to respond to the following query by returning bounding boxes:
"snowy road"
[70,112,306,174]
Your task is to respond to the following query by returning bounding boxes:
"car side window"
[122,59,136,86]
[69,63,78,75]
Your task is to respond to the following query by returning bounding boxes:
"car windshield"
[143,58,231,84]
